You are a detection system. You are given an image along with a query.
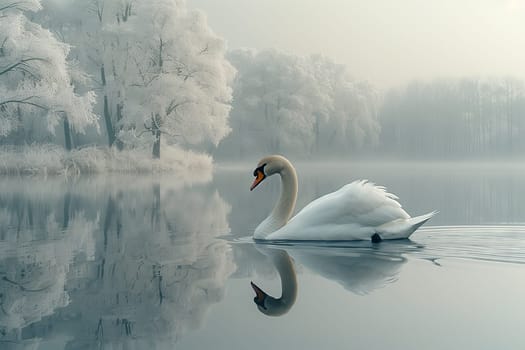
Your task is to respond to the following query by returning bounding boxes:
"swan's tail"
[377,211,437,239]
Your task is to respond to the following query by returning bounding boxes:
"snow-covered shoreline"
[0,144,213,177]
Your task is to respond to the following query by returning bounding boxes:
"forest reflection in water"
[1,163,525,349]
[0,176,234,349]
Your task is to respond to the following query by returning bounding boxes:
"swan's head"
[251,281,269,311]
[251,281,292,316]
[250,155,292,191]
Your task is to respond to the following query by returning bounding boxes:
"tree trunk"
[152,129,161,159]
[63,116,72,151]
[103,196,116,252]
[14,105,24,145]
[101,65,116,146]
[103,95,116,146]
[115,102,124,150]
[151,183,161,228]
[63,191,71,229]
[314,113,320,154]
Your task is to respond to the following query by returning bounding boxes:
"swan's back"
[266,180,410,240]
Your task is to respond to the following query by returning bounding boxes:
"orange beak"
[251,281,267,306]
[250,170,265,191]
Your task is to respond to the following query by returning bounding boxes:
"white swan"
[250,155,436,241]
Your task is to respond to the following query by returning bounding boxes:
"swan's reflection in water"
[250,240,422,316]
[250,249,297,316]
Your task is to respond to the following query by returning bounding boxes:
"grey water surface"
[1,162,525,349]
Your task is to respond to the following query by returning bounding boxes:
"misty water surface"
[0,162,525,349]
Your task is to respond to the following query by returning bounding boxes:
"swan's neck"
[254,163,298,238]
[274,250,297,303]
[272,166,298,225]
[262,250,298,316]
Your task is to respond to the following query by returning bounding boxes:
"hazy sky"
[189,0,525,88]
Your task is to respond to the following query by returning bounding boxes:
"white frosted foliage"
[0,2,98,136]
[222,49,379,156]
[119,0,235,148]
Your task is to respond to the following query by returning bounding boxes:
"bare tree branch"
[166,100,190,116]
[198,44,209,55]
[136,126,182,139]
[152,113,161,130]
[0,2,29,12]
[0,37,7,57]
[136,129,150,137]
[0,98,49,111]
[158,129,181,138]
[88,0,104,23]
[0,57,48,76]
[2,276,51,292]
[143,121,152,131]
[132,56,160,87]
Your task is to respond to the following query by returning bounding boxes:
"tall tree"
[119,0,235,158]
[0,0,98,146]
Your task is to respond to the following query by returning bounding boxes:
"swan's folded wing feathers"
[340,181,408,223]
[287,180,409,229]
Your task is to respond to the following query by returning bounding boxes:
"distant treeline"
[377,78,525,159]
[216,77,525,160]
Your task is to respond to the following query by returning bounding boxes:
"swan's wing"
[287,180,410,229]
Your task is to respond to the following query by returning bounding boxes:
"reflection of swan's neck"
[255,163,298,238]
[254,250,298,316]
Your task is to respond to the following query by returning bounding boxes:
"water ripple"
[231,225,525,265]
[413,225,525,265]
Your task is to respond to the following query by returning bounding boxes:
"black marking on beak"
[252,163,267,177]
[250,163,267,191]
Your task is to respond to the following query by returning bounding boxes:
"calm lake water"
[1,161,525,349]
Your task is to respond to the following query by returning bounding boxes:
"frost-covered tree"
[0,0,97,148]
[38,0,135,148]
[217,49,379,159]
[39,0,234,158]
[223,50,331,156]
[119,0,234,158]
[323,78,379,154]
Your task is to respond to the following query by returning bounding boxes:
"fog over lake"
[2,1,525,349]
